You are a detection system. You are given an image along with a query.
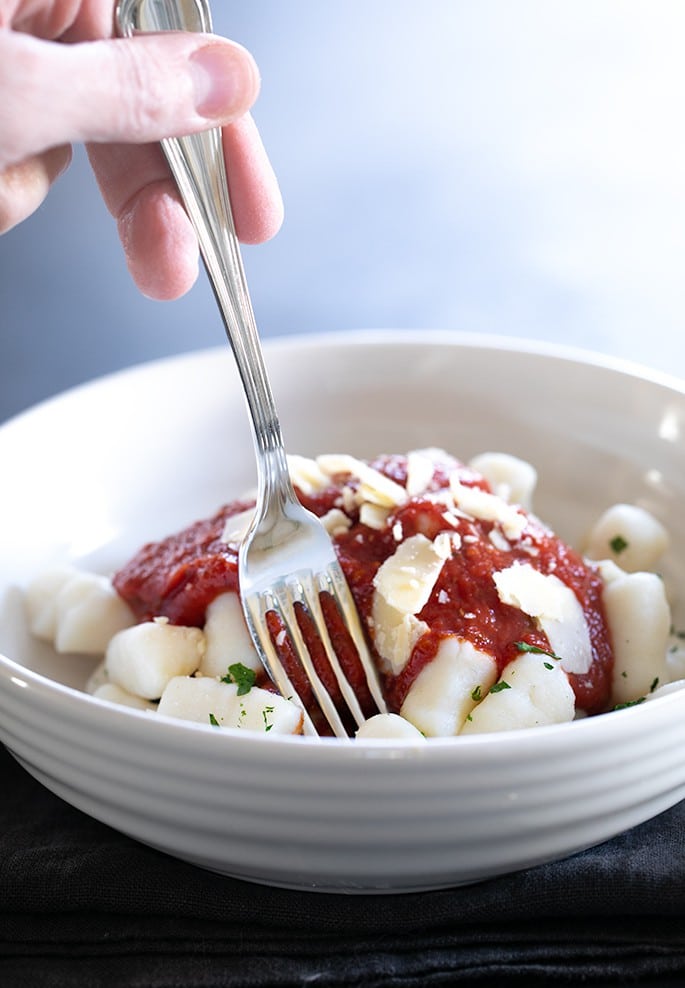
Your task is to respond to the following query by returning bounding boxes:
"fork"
[116,0,387,737]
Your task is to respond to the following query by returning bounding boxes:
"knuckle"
[110,42,183,140]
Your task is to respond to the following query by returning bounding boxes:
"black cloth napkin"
[2,742,685,988]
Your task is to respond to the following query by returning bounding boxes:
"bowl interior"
[1,331,684,693]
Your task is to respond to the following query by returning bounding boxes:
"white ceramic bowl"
[1,331,684,893]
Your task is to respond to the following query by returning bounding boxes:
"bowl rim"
[2,648,684,765]
[2,328,684,435]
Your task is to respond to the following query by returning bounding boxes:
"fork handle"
[163,129,286,461]
[117,0,288,467]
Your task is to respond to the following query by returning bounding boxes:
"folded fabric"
[2,742,684,988]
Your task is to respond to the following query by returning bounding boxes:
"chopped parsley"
[609,534,629,555]
[489,681,511,694]
[471,684,483,702]
[221,662,257,695]
[208,712,220,727]
[613,696,646,711]
[262,705,275,732]
[543,662,554,670]
[650,677,660,693]
[515,641,562,662]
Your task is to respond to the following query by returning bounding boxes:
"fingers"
[0,20,283,299]
[87,113,284,300]
[118,174,200,302]
[87,139,197,300]
[0,145,72,234]
[0,29,260,170]
[223,115,284,246]
[120,180,202,301]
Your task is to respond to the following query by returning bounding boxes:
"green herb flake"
[208,713,220,727]
[650,677,660,693]
[471,684,483,702]
[221,662,257,695]
[514,641,562,661]
[610,534,629,555]
[613,696,646,711]
[262,705,275,732]
[489,681,511,694]
[544,661,554,670]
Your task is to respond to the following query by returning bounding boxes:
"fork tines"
[244,565,387,738]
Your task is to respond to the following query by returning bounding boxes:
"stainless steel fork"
[117,0,387,736]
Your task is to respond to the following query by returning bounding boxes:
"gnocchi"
[24,448,683,740]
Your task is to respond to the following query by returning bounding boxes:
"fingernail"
[190,44,259,119]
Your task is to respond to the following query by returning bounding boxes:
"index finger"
[87,113,284,300]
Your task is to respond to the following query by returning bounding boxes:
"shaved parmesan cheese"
[373,533,450,614]
[449,477,527,540]
[370,533,453,674]
[220,507,254,545]
[488,528,511,551]
[405,450,437,496]
[494,563,566,620]
[359,502,391,530]
[493,563,593,675]
[316,454,408,508]
[371,593,428,675]
[287,454,330,494]
[321,508,353,536]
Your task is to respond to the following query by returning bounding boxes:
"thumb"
[0,30,261,170]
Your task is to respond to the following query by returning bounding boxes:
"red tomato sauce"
[112,501,249,628]
[113,454,614,720]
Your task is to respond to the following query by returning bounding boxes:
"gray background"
[2,0,685,425]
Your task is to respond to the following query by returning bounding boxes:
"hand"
[0,2,283,300]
